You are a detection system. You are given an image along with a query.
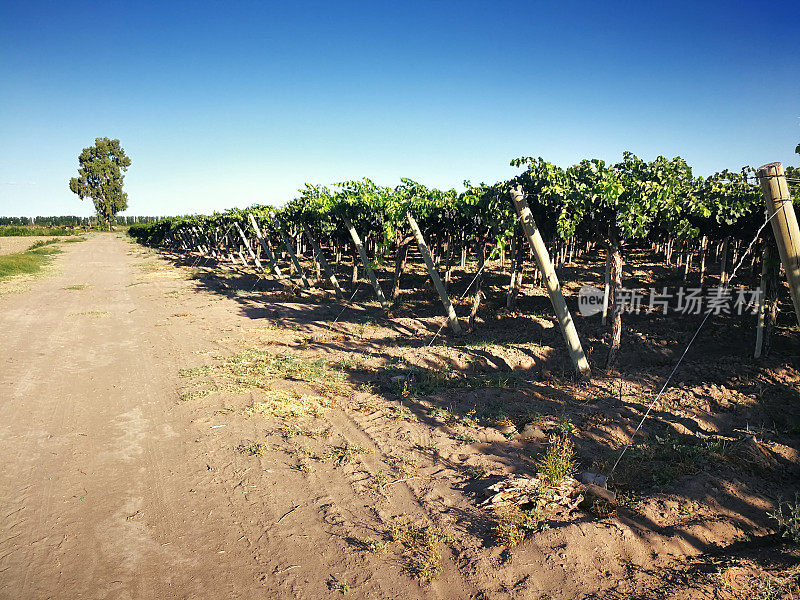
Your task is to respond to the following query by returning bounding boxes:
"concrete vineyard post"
[720,236,730,286]
[405,212,462,334]
[509,186,591,378]
[342,216,389,310]
[602,249,611,326]
[302,224,344,299]
[754,244,768,359]
[235,221,264,272]
[278,229,310,289]
[247,214,283,278]
[757,162,800,326]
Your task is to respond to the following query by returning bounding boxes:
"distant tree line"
[0,216,161,227]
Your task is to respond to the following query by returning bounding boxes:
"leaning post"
[757,162,800,326]
[342,216,389,310]
[302,224,344,299]
[406,212,462,334]
[247,213,283,278]
[235,221,265,272]
[509,186,591,378]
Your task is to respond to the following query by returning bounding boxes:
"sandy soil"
[0,236,66,255]
[1,234,798,599]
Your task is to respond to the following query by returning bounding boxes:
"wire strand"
[607,204,784,478]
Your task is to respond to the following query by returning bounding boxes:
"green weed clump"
[363,538,387,554]
[180,350,348,401]
[0,246,61,280]
[536,436,578,488]
[769,497,800,544]
[492,504,544,547]
[245,390,336,418]
[392,404,418,422]
[27,238,60,249]
[238,442,267,456]
[390,521,450,582]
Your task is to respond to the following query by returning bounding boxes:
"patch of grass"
[64,284,88,290]
[607,433,723,489]
[749,575,787,600]
[245,390,336,418]
[238,442,267,456]
[223,350,346,385]
[430,407,477,428]
[536,436,578,488]
[479,401,511,426]
[326,577,350,595]
[179,389,213,402]
[0,225,76,236]
[769,496,800,544]
[27,238,60,249]
[326,442,370,465]
[392,404,418,422]
[464,465,487,479]
[422,440,439,453]
[0,246,61,280]
[363,538,388,554]
[180,350,348,401]
[615,490,645,513]
[492,504,545,547]
[355,317,375,339]
[390,520,450,582]
[278,424,331,439]
[353,397,381,414]
[453,433,478,445]
[492,504,526,547]
[371,470,389,489]
[387,456,418,478]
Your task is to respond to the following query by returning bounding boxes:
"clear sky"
[1,1,798,217]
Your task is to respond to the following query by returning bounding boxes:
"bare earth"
[1,234,798,599]
[0,236,65,255]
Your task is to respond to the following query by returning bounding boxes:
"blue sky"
[1,1,798,217]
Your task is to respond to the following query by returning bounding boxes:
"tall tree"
[69,138,131,230]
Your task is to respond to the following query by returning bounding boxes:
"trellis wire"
[608,204,785,478]
[426,232,508,347]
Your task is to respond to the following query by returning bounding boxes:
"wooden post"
[757,162,800,326]
[247,214,283,278]
[302,224,344,299]
[720,236,730,286]
[406,212,462,334]
[342,216,389,310]
[510,186,591,378]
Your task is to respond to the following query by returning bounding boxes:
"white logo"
[578,285,605,316]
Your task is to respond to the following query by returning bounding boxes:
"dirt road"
[0,234,479,599]
[0,235,285,598]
